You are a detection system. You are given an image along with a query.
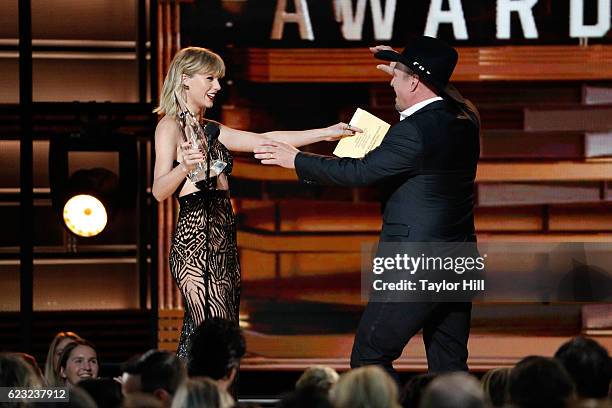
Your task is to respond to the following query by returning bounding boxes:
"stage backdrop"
[181,0,612,47]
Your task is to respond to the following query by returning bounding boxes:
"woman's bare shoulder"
[155,115,180,132]
[155,115,181,138]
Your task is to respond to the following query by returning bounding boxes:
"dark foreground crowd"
[0,317,610,408]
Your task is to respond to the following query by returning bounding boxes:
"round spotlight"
[62,194,108,237]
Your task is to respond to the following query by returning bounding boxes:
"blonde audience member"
[331,365,401,408]
[296,366,339,395]
[44,331,82,386]
[59,339,99,386]
[481,367,511,407]
[421,372,485,408]
[171,377,234,408]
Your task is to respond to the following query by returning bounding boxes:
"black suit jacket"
[295,100,480,243]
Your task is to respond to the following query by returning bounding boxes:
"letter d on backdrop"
[570,0,611,38]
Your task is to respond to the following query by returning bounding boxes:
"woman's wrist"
[315,127,328,143]
[179,162,189,175]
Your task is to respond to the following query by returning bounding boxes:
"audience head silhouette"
[77,377,123,408]
[295,365,339,395]
[420,372,485,408]
[480,367,511,407]
[278,386,333,408]
[187,317,245,391]
[0,352,43,388]
[400,372,437,408]
[170,377,233,408]
[555,336,612,400]
[331,365,401,408]
[131,349,187,407]
[509,355,575,408]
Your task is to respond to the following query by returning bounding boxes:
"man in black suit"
[254,36,480,380]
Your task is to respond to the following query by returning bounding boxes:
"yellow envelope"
[333,108,391,158]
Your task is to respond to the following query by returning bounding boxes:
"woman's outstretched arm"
[218,122,359,153]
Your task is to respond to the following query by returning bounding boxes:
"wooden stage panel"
[475,206,543,232]
[232,157,612,183]
[279,252,362,278]
[477,182,602,206]
[240,249,277,281]
[279,202,381,232]
[238,201,612,235]
[236,46,612,83]
[239,332,612,372]
[525,106,612,132]
[549,205,612,231]
[158,310,612,372]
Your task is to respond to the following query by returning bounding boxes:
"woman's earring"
[183,83,190,90]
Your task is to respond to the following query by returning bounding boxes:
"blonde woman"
[481,367,511,407]
[171,377,233,408]
[331,366,401,408]
[153,46,358,359]
[296,365,339,395]
[44,331,82,386]
[58,339,99,386]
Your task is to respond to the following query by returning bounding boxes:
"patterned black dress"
[169,137,240,360]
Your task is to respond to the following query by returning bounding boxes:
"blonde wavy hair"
[296,365,339,394]
[171,377,233,408]
[331,366,401,408]
[44,331,82,387]
[154,47,225,118]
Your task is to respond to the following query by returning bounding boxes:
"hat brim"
[374,49,409,65]
[374,50,465,105]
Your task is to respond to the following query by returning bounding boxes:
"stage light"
[63,194,108,237]
[49,120,137,240]
[57,167,120,238]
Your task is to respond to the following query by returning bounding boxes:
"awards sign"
[182,0,612,47]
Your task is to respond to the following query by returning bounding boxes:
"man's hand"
[369,45,395,54]
[254,141,299,169]
[369,45,396,76]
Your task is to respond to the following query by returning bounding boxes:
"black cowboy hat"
[374,36,466,105]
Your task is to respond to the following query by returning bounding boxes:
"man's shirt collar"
[399,96,443,121]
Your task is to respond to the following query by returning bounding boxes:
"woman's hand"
[180,142,204,173]
[322,122,363,142]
